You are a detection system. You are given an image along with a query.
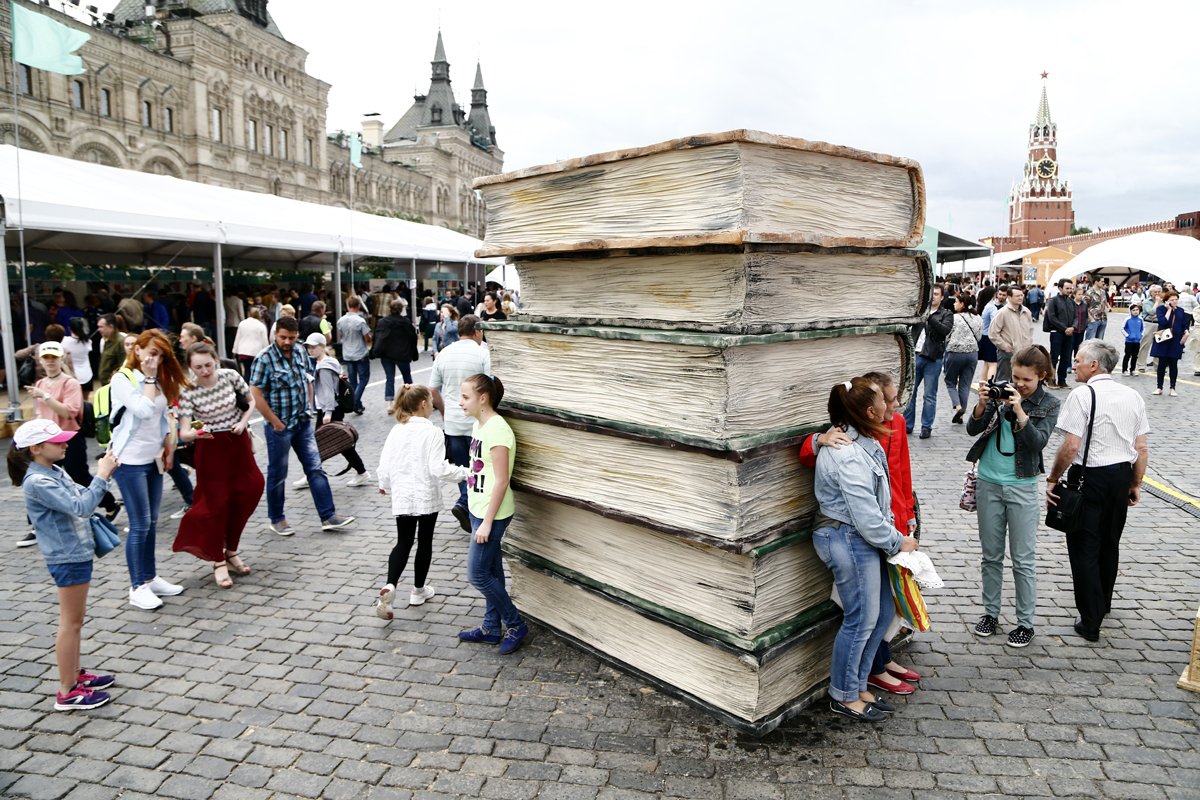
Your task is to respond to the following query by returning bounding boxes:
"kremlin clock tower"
[1000,75,1075,249]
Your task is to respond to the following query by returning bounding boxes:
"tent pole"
[213,243,226,357]
[0,201,22,421]
[410,257,417,325]
[334,252,343,322]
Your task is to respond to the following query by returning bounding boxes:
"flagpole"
[7,3,32,354]
[348,148,355,297]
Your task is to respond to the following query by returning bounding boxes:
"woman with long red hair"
[110,330,190,611]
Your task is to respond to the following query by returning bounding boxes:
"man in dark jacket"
[299,301,327,342]
[372,299,419,411]
[903,284,953,439]
[1043,278,1078,388]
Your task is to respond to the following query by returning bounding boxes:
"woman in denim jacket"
[813,377,919,723]
[10,419,119,710]
[965,345,1060,648]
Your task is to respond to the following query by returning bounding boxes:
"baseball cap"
[14,419,76,448]
[37,341,64,359]
[303,333,327,347]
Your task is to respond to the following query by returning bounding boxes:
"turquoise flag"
[349,133,362,169]
[12,3,90,75]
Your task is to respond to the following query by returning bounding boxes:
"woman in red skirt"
[173,343,264,588]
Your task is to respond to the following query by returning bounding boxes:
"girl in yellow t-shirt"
[457,374,527,654]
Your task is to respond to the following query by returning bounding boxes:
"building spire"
[473,61,485,92]
[468,60,496,149]
[1035,72,1052,128]
[433,30,447,64]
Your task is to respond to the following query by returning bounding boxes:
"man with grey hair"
[1047,340,1149,642]
[1137,284,1162,372]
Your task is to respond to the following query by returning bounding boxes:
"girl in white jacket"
[375,384,470,620]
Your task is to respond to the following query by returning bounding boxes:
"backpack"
[334,375,356,414]
[92,368,137,446]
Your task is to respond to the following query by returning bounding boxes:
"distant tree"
[1071,225,1093,235]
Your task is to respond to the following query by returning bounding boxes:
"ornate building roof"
[110,0,286,38]
[384,32,496,152]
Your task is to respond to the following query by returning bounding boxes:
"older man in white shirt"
[1047,340,1149,643]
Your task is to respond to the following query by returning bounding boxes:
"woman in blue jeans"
[943,293,981,424]
[812,377,919,722]
[371,300,419,414]
[110,331,190,611]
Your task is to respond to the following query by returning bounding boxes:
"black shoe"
[105,501,123,522]
[451,505,471,533]
[919,428,932,440]
[951,409,964,424]
[973,614,998,637]
[353,407,365,416]
[829,699,886,722]
[16,531,37,548]
[1006,626,1035,648]
[867,695,896,714]
[1073,617,1099,642]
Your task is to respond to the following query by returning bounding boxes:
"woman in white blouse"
[232,307,269,375]
[62,318,94,390]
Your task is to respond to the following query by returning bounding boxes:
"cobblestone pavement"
[1,324,1198,800]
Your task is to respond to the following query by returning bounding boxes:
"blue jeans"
[903,355,942,433]
[263,420,335,524]
[114,463,164,588]
[942,351,978,411]
[1084,319,1107,341]
[344,359,370,409]
[467,513,522,632]
[445,433,471,511]
[168,460,194,506]
[381,358,413,402]
[813,523,893,703]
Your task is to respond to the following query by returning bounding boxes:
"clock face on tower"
[1036,158,1057,178]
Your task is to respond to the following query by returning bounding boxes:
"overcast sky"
[103,1,1200,243]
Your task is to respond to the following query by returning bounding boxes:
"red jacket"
[798,414,915,535]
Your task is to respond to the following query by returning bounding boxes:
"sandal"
[212,563,233,589]
[224,551,251,576]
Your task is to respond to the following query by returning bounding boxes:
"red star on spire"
[1041,71,1049,79]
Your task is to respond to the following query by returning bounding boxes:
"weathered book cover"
[509,558,838,735]
[506,491,832,651]
[474,129,925,257]
[486,322,913,451]
[508,416,815,546]
[509,245,932,334]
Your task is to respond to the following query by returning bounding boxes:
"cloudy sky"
[105,1,1200,242]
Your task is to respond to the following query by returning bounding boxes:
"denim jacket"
[23,462,110,565]
[965,384,1061,478]
[813,425,902,555]
[109,368,170,458]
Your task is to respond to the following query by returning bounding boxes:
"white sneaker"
[346,471,370,487]
[293,476,309,489]
[375,584,395,620]
[168,505,191,520]
[1153,388,1163,395]
[409,585,436,606]
[147,576,184,596]
[16,531,37,548]
[129,584,163,610]
[1170,389,1179,397]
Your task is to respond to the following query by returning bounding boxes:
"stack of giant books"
[474,130,929,734]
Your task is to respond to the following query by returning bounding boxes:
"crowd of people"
[5,271,1174,719]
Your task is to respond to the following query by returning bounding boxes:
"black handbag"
[1045,384,1095,533]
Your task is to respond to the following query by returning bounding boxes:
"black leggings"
[1122,342,1140,374]
[1157,357,1179,390]
[63,432,118,512]
[389,513,437,588]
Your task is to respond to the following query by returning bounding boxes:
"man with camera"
[988,286,1033,382]
[1046,340,1149,642]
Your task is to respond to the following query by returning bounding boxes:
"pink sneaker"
[54,686,112,711]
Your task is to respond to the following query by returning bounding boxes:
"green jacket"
[98,333,126,386]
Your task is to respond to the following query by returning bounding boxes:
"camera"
[985,379,1015,400]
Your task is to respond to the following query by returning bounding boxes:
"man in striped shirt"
[1046,340,1149,642]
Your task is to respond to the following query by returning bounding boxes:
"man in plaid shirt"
[249,317,355,536]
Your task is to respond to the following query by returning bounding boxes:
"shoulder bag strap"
[1074,384,1097,486]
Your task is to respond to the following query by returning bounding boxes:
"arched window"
[100,88,111,117]
[71,80,84,110]
[141,100,153,128]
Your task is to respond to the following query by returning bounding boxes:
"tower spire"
[1034,72,1052,128]
[468,60,496,149]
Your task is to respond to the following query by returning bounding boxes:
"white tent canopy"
[485,264,521,293]
[0,145,500,267]
[1045,232,1200,288]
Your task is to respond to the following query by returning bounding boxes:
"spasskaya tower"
[1004,74,1075,248]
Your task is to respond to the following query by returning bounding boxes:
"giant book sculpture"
[474,130,929,734]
